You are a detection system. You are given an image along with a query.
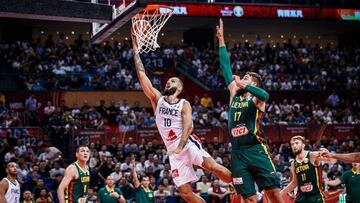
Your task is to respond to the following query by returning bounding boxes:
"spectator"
[110,163,122,184]
[154,184,171,203]
[87,188,97,203]
[327,163,343,190]
[21,190,36,203]
[327,91,340,108]
[200,93,213,108]
[44,102,55,117]
[280,167,291,189]
[98,157,114,184]
[196,175,212,194]
[99,146,112,161]
[35,188,52,203]
[207,179,231,203]
[49,161,65,179]
[120,156,132,172]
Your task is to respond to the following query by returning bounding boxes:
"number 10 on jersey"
[164,118,172,127]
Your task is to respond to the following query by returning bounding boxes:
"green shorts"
[231,144,280,199]
[295,193,324,203]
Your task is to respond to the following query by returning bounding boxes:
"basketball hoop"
[131,5,173,54]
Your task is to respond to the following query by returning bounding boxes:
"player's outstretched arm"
[216,19,237,94]
[280,162,297,196]
[132,35,162,110]
[131,160,140,189]
[325,177,342,187]
[322,152,360,163]
[174,101,193,154]
[0,179,8,203]
[310,149,336,165]
[57,165,76,203]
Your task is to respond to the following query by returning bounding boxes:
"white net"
[131,6,173,54]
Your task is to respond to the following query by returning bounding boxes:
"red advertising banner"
[155,3,360,21]
[71,124,358,146]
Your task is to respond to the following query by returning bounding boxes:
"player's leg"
[188,134,232,183]
[169,144,205,203]
[249,144,284,203]
[178,183,206,203]
[231,149,258,203]
[201,156,232,183]
[263,188,283,203]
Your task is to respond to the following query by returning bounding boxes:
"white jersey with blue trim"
[3,178,20,203]
[155,96,188,152]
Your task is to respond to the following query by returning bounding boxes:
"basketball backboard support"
[90,0,147,44]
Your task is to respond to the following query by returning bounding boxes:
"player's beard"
[293,148,303,156]
[163,87,177,96]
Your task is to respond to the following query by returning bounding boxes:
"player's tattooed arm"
[132,35,162,110]
[174,101,193,154]
[0,179,8,203]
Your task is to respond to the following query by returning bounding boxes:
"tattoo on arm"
[134,53,145,73]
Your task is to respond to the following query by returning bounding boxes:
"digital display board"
[155,3,360,21]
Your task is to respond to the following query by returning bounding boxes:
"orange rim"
[135,4,173,18]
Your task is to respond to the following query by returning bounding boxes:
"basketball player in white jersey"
[0,162,21,203]
[132,35,232,203]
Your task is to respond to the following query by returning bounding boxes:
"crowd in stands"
[1,123,359,203]
[0,35,359,203]
[0,35,145,91]
[179,38,360,91]
[1,35,359,92]
[0,89,358,136]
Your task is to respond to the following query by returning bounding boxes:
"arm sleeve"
[219,46,233,86]
[245,85,269,101]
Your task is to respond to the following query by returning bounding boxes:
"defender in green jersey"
[216,19,284,203]
[57,145,90,203]
[281,136,330,203]
[326,163,360,203]
[131,160,154,203]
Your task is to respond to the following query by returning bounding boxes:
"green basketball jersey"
[64,162,90,203]
[340,169,360,203]
[294,152,323,199]
[228,95,266,148]
[135,186,154,203]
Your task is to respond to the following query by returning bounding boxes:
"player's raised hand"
[233,75,246,89]
[131,159,136,169]
[216,19,224,39]
[131,29,139,54]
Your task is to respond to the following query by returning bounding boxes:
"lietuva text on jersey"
[228,95,266,147]
[296,164,310,173]
[230,101,249,109]
[159,107,179,116]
